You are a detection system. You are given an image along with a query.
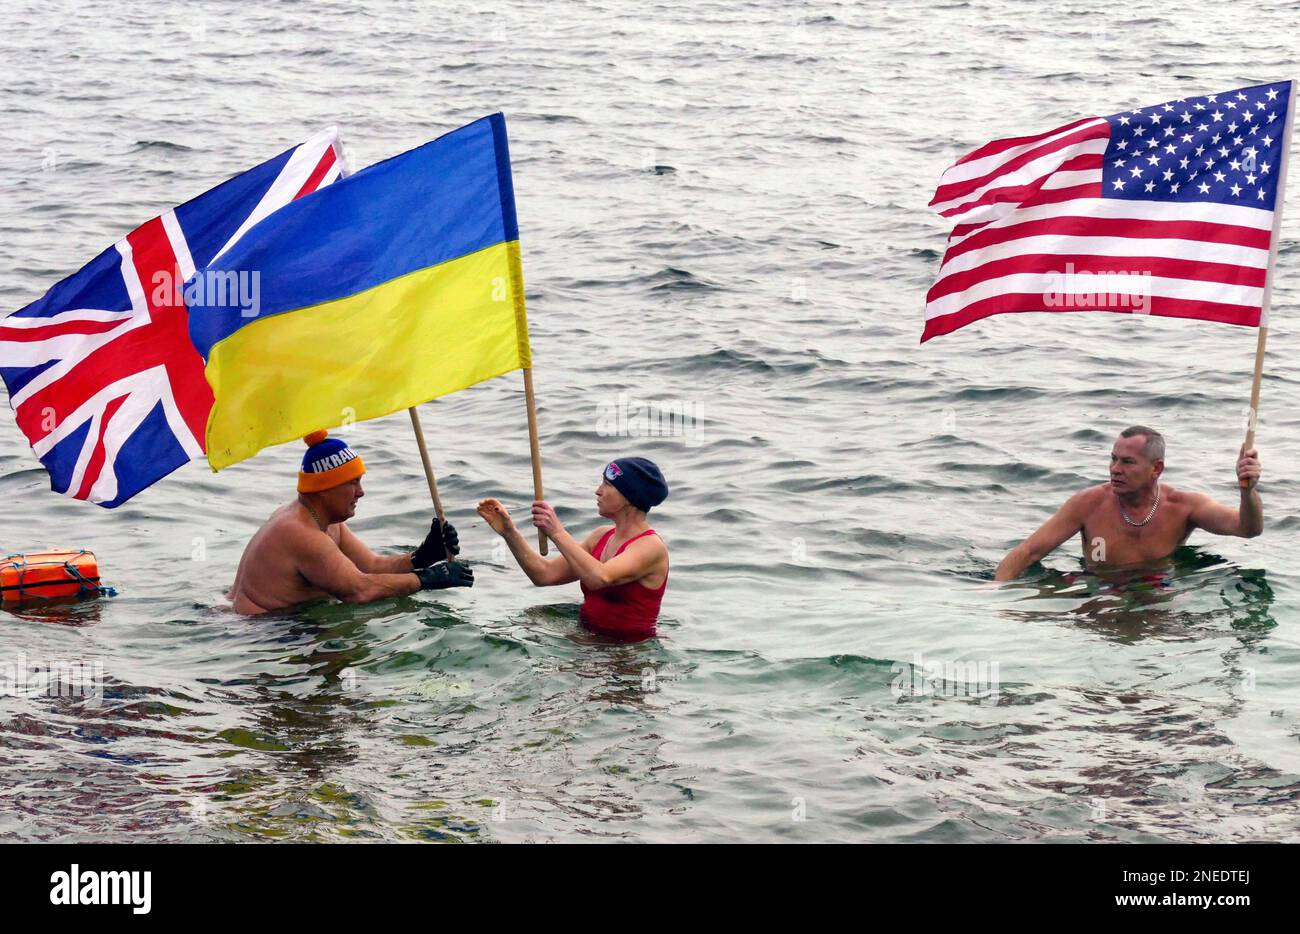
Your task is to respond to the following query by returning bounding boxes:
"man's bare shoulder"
[258,503,330,548]
[260,503,300,530]
[1161,485,1213,519]
[1066,484,1111,511]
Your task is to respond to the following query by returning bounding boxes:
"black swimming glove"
[412,519,459,568]
[416,560,474,590]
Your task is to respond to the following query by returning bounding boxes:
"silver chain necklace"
[1118,483,1160,527]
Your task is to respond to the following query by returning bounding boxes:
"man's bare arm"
[296,526,419,604]
[994,491,1089,582]
[1188,446,1263,538]
[337,523,414,574]
[1188,493,1261,538]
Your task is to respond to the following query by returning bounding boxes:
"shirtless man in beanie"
[228,430,473,615]
[478,457,670,641]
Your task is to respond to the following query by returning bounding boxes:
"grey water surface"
[1,0,1298,841]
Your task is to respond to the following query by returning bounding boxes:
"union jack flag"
[0,129,345,506]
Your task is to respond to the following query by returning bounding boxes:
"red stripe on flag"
[927,253,1267,303]
[74,393,128,500]
[1013,181,1105,209]
[1054,152,1105,174]
[293,145,337,201]
[127,217,183,310]
[933,152,1109,221]
[126,222,213,448]
[947,160,1103,240]
[931,122,1111,208]
[0,318,129,343]
[947,116,1101,168]
[921,294,1263,343]
[941,213,1272,265]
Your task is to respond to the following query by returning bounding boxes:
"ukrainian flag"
[187,113,530,470]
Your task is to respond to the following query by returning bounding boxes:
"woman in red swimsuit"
[477,458,670,641]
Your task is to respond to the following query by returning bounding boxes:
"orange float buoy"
[1,550,110,604]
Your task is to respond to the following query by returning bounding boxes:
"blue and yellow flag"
[187,113,530,470]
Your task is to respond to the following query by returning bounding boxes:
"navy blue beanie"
[603,457,668,512]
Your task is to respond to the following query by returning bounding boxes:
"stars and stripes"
[923,81,1294,342]
[0,129,345,506]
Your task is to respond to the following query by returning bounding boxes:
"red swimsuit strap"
[592,527,617,560]
[613,529,657,556]
[593,528,657,560]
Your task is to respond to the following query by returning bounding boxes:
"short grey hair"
[1120,425,1165,462]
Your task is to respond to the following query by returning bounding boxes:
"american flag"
[0,130,344,506]
[923,81,1295,342]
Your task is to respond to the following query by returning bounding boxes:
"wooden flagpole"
[408,406,447,527]
[1241,79,1297,486]
[522,367,548,554]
